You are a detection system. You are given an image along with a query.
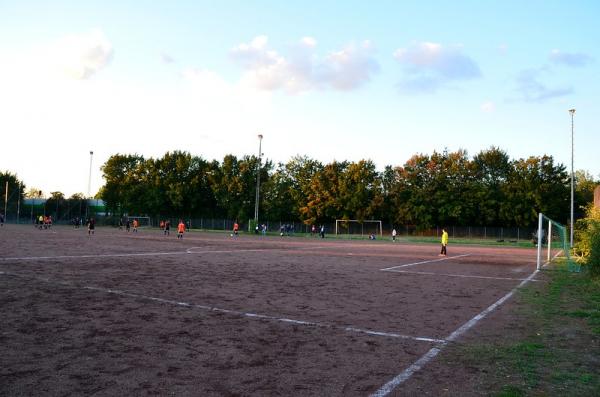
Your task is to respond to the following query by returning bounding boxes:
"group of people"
[118,218,139,233]
[158,219,186,239]
[309,225,326,238]
[390,227,449,255]
[35,215,53,229]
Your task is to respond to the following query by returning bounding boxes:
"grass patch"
[447,264,600,396]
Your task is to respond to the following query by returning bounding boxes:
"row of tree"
[0,172,91,221]
[2,148,597,228]
[97,147,598,229]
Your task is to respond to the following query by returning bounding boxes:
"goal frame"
[125,216,152,227]
[335,219,383,238]
[536,212,578,272]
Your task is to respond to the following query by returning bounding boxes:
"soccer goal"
[536,213,579,272]
[335,219,383,238]
[126,216,152,228]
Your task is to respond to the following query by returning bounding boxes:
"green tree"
[472,147,511,226]
[99,154,145,215]
[285,156,323,223]
[0,171,26,220]
[574,170,599,219]
[501,155,569,227]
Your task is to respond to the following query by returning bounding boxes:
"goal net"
[125,216,152,228]
[536,213,579,272]
[335,219,383,238]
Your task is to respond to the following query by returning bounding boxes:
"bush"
[574,205,600,277]
[588,223,600,277]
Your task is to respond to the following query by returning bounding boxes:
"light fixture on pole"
[254,134,263,225]
[568,109,575,248]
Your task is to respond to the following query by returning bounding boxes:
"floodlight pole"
[88,151,94,198]
[569,109,575,248]
[16,182,21,224]
[3,181,8,222]
[86,150,93,219]
[254,134,263,224]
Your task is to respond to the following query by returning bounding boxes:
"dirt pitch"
[0,225,541,396]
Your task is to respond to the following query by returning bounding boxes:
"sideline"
[380,254,471,271]
[369,269,540,397]
[384,269,543,282]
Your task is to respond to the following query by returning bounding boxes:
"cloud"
[49,29,113,79]
[393,42,481,93]
[549,49,593,67]
[480,101,495,112]
[161,53,175,64]
[230,36,379,93]
[513,68,573,102]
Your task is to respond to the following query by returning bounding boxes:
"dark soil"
[0,225,539,396]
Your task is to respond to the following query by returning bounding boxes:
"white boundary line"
[384,269,543,282]
[369,269,540,397]
[0,251,186,261]
[380,254,471,271]
[0,271,445,344]
[0,245,334,262]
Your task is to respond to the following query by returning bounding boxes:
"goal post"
[536,213,579,272]
[125,216,152,227]
[335,219,383,238]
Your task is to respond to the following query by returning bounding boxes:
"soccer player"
[133,218,139,233]
[233,221,239,236]
[177,219,185,239]
[125,219,131,232]
[164,220,170,236]
[440,228,448,256]
[392,228,397,242]
[87,217,95,235]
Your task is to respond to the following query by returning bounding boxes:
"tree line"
[97,147,598,229]
[2,148,597,228]
[0,172,92,221]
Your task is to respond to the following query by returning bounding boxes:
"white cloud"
[549,49,593,67]
[0,29,113,83]
[480,101,495,112]
[300,36,317,48]
[161,53,175,64]
[230,36,379,93]
[49,29,113,79]
[393,41,481,93]
[513,68,573,103]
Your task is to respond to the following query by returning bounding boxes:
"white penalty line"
[0,271,444,344]
[380,254,471,271]
[384,269,543,282]
[369,268,540,397]
[0,246,334,262]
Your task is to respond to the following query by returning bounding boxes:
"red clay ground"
[0,224,540,396]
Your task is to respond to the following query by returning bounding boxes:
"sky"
[0,1,598,197]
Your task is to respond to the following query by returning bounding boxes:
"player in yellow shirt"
[440,228,448,256]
